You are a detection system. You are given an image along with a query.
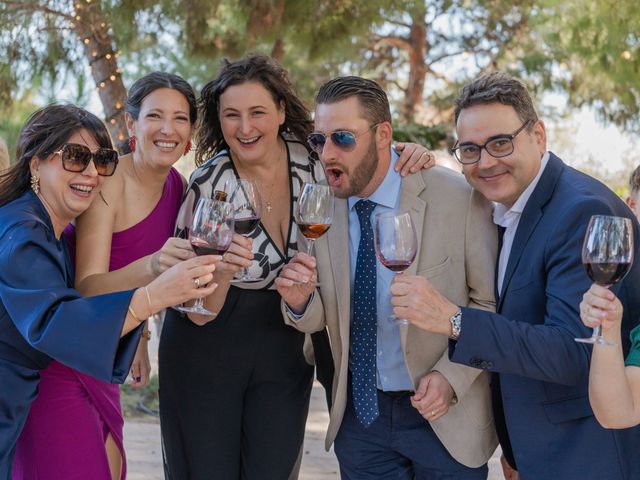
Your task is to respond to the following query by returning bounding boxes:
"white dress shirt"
[494,151,550,293]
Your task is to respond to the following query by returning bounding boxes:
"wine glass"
[373,211,418,325]
[576,214,633,345]
[295,183,334,256]
[176,198,235,316]
[225,178,262,283]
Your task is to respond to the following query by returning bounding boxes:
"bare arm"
[581,285,640,428]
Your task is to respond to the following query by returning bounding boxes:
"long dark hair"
[0,104,112,207]
[120,71,198,153]
[196,53,313,166]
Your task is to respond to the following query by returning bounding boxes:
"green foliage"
[120,374,159,418]
[393,123,449,150]
[0,94,39,163]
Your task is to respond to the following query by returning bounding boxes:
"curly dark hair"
[196,53,313,166]
[0,104,112,207]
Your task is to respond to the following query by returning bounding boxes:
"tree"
[0,0,128,142]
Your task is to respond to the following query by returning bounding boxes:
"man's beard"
[336,139,379,198]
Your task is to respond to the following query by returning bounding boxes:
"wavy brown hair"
[0,104,112,207]
[196,53,313,166]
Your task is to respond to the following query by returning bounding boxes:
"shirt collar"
[493,151,550,227]
[348,148,400,211]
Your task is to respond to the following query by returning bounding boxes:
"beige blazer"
[284,166,498,468]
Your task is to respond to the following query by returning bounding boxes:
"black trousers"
[159,288,313,480]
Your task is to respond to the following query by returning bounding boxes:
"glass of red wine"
[576,214,633,345]
[176,198,235,316]
[373,211,417,325]
[225,178,263,283]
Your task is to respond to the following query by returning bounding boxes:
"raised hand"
[393,142,435,176]
[150,237,196,276]
[274,253,317,312]
[147,255,220,311]
[580,283,623,333]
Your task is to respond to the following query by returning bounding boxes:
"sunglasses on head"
[307,123,380,155]
[54,143,119,177]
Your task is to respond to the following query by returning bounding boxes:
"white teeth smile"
[238,136,260,144]
[71,184,93,192]
[155,141,178,148]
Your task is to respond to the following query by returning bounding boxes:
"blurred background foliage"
[0,0,638,189]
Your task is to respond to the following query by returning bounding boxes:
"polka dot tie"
[351,199,379,427]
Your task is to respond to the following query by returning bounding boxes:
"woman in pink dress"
[13,72,201,480]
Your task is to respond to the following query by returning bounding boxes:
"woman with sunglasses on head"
[13,73,218,480]
[0,104,218,480]
[158,53,434,479]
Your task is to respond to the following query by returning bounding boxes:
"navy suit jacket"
[0,192,143,478]
[451,153,640,479]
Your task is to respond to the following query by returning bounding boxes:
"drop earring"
[184,141,192,156]
[30,174,40,194]
[128,135,137,153]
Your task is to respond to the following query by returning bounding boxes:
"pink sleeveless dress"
[12,168,183,480]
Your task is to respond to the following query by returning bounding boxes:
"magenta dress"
[12,168,183,480]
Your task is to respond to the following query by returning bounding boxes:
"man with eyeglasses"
[276,76,498,479]
[397,71,640,479]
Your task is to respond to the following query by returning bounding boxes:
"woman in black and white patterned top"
[159,54,433,479]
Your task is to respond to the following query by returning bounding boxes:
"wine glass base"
[174,305,217,316]
[575,337,617,347]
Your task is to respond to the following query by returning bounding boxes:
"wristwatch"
[449,310,462,340]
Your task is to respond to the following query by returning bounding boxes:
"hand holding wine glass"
[176,198,235,316]
[225,178,262,282]
[576,215,633,346]
[295,183,334,256]
[373,211,417,325]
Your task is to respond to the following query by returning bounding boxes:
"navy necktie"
[351,199,378,427]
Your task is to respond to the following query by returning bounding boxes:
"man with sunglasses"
[395,71,640,479]
[276,76,498,479]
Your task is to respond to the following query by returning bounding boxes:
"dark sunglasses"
[54,143,119,177]
[307,123,380,154]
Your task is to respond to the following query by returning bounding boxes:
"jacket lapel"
[398,173,427,349]
[498,154,565,308]
[328,198,352,348]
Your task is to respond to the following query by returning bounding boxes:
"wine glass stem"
[592,324,603,340]
[305,238,315,256]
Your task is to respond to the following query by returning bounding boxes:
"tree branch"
[1,2,76,22]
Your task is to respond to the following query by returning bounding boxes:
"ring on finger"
[193,277,201,288]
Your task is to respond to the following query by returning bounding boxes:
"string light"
[69,9,125,136]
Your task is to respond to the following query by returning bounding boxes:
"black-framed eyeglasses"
[451,120,533,165]
[307,123,380,155]
[54,143,119,177]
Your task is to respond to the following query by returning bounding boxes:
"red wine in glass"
[576,215,633,345]
[234,217,261,236]
[379,258,414,273]
[175,198,234,316]
[373,211,418,325]
[225,178,263,282]
[584,261,631,286]
[191,239,230,257]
